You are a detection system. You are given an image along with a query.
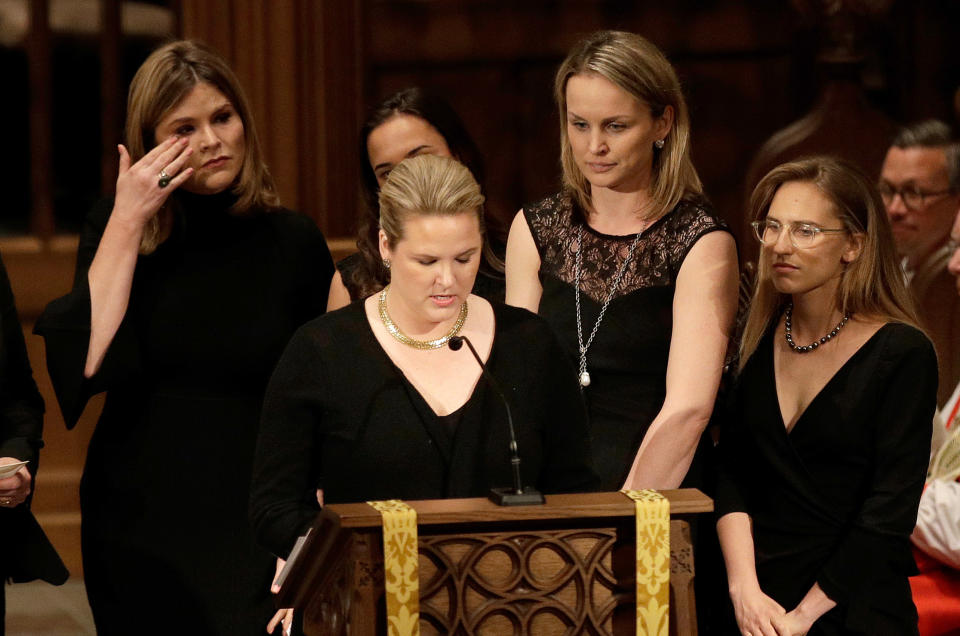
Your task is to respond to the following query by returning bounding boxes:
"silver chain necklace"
[574,224,643,387]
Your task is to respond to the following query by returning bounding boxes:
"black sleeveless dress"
[524,192,731,490]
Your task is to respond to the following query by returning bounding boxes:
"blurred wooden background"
[1,0,957,577]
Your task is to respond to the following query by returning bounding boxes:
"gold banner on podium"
[621,489,671,636]
[367,499,420,636]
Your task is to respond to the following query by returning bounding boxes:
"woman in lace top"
[327,88,505,310]
[505,30,739,491]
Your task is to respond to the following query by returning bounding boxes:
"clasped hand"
[0,459,31,508]
[732,585,814,636]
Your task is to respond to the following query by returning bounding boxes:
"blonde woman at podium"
[250,154,597,563]
[716,157,936,635]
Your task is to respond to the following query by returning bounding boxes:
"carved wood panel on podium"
[279,490,710,636]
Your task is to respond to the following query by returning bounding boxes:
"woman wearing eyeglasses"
[716,156,936,635]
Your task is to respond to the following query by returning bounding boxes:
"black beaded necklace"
[784,302,850,353]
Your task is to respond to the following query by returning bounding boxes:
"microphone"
[449,335,545,506]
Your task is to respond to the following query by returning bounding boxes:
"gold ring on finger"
[158,169,172,188]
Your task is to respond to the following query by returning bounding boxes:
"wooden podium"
[278,489,712,635]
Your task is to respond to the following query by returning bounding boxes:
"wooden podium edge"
[325,489,713,528]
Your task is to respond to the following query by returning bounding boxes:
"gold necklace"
[378,285,468,350]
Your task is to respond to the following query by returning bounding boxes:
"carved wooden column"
[27,0,54,239]
[745,2,895,179]
[179,0,364,239]
[743,0,895,258]
[99,0,122,195]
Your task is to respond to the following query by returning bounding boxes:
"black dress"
[0,252,68,634]
[524,193,731,490]
[716,323,937,635]
[35,192,334,635]
[249,301,598,558]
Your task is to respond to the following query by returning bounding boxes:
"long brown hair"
[125,39,279,253]
[554,30,702,222]
[739,156,920,370]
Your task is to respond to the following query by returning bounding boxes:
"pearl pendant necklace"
[579,350,592,387]
[574,224,643,388]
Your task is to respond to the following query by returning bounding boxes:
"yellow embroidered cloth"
[621,489,670,636]
[367,499,420,635]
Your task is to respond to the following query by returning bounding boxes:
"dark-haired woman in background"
[717,156,935,635]
[35,41,333,634]
[327,87,505,310]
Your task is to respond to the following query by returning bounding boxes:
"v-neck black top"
[717,322,937,634]
[249,301,599,558]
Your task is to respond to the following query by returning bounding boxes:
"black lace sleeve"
[523,193,577,278]
[523,193,732,304]
[659,199,733,280]
[336,252,370,302]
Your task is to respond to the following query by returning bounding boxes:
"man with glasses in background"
[880,119,960,405]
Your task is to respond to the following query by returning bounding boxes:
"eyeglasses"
[878,182,954,211]
[751,219,847,249]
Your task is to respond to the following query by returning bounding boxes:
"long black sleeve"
[34,200,143,428]
[816,331,937,619]
[0,252,44,462]
[250,323,325,559]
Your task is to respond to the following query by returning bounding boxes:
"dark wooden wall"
[171,0,960,256]
[360,1,959,252]
[364,2,804,247]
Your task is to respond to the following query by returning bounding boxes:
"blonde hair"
[554,30,702,222]
[378,154,485,246]
[739,156,920,370]
[124,40,279,253]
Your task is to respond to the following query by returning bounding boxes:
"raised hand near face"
[113,136,194,227]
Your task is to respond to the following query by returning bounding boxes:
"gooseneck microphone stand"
[449,335,545,506]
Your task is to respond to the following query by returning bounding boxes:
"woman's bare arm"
[504,210,542,312]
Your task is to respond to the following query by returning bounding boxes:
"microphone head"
[448,336,464,351]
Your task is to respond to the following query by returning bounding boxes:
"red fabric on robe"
[910,546,960,636]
